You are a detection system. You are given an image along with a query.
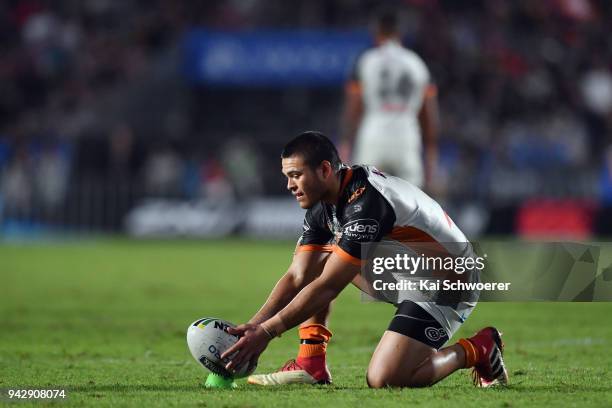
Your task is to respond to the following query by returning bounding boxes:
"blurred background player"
[340,10,439,191]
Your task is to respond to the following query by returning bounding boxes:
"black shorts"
[387,301,450,350]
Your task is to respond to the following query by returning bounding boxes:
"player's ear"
[319,160,333,179]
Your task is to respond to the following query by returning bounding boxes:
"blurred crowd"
[1,0,611,230]
[411,0,612,203]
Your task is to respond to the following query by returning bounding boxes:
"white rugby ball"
[186,317,256,378]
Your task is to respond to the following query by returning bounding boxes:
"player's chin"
[298,201,312,209]
[297,197,314,209]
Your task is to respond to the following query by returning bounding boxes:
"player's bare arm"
[247,247,330,325]
[418,84,439,190]
[339,80,363,162]
[222,253,359,371]
[269,253,359,333]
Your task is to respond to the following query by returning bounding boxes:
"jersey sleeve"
[335,182,395,264]
[297,203,334,252]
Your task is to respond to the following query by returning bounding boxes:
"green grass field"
[1,239,611,407]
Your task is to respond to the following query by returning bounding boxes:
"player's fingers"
[226,348,248,371]
[233,352,252,372]
[227,324,250,335]
[221,338,244,360]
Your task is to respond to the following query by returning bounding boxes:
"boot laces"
[279,359,302,372]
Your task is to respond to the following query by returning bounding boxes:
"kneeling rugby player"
[222,131,507,388]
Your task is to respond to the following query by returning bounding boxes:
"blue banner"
[182,29,371,87]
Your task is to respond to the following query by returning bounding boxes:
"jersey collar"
[337,167,354,204]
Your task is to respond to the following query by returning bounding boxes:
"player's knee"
[287,268,314,290]
[366,371,387,389]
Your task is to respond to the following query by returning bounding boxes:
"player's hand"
[222,324,271,373]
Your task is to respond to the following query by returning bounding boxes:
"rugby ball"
[186,317,256,378]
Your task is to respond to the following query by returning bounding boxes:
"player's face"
[282,155,327,209]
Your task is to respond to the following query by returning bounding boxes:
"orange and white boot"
[247,324,332,386]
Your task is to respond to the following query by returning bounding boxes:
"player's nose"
[286,178,296,191]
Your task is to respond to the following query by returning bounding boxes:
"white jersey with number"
[351,40,431,187]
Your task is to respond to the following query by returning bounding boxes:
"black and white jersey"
[297,165,470,264]
[297,165,477,338]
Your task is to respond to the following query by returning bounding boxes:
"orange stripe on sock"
[458,338,478,368]
[299,324,332,342]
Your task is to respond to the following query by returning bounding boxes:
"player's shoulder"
[363,43,429,74]
[343,165,369,193]
[341,165,391,211]
[356,45,380,62]
[337,166,397,244]
[401,47,430,73]
[347,164,387,186]
[351,164,424,209]
[350,46,377,81]
[356,44,390,68]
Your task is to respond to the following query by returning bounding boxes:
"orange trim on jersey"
[297,244,334,253]
[387,226,449,256]
[339,168,354,195]
[345,80,362,96]
[298,324,332,342]
[425,83,438,98]
[332,245,362,266]
[388,226,437,242]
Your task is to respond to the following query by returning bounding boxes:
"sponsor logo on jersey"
[424,327,447,342]
[342,218,379,241]
[348,187,366,204]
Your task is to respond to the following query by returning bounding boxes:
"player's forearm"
[419,92,439,186]
[340,104,362,146]
[424,146,438,187]
[339,84,363,156]
[420,107,438,153]
[264,279,340,336]
[248,272,303,325]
